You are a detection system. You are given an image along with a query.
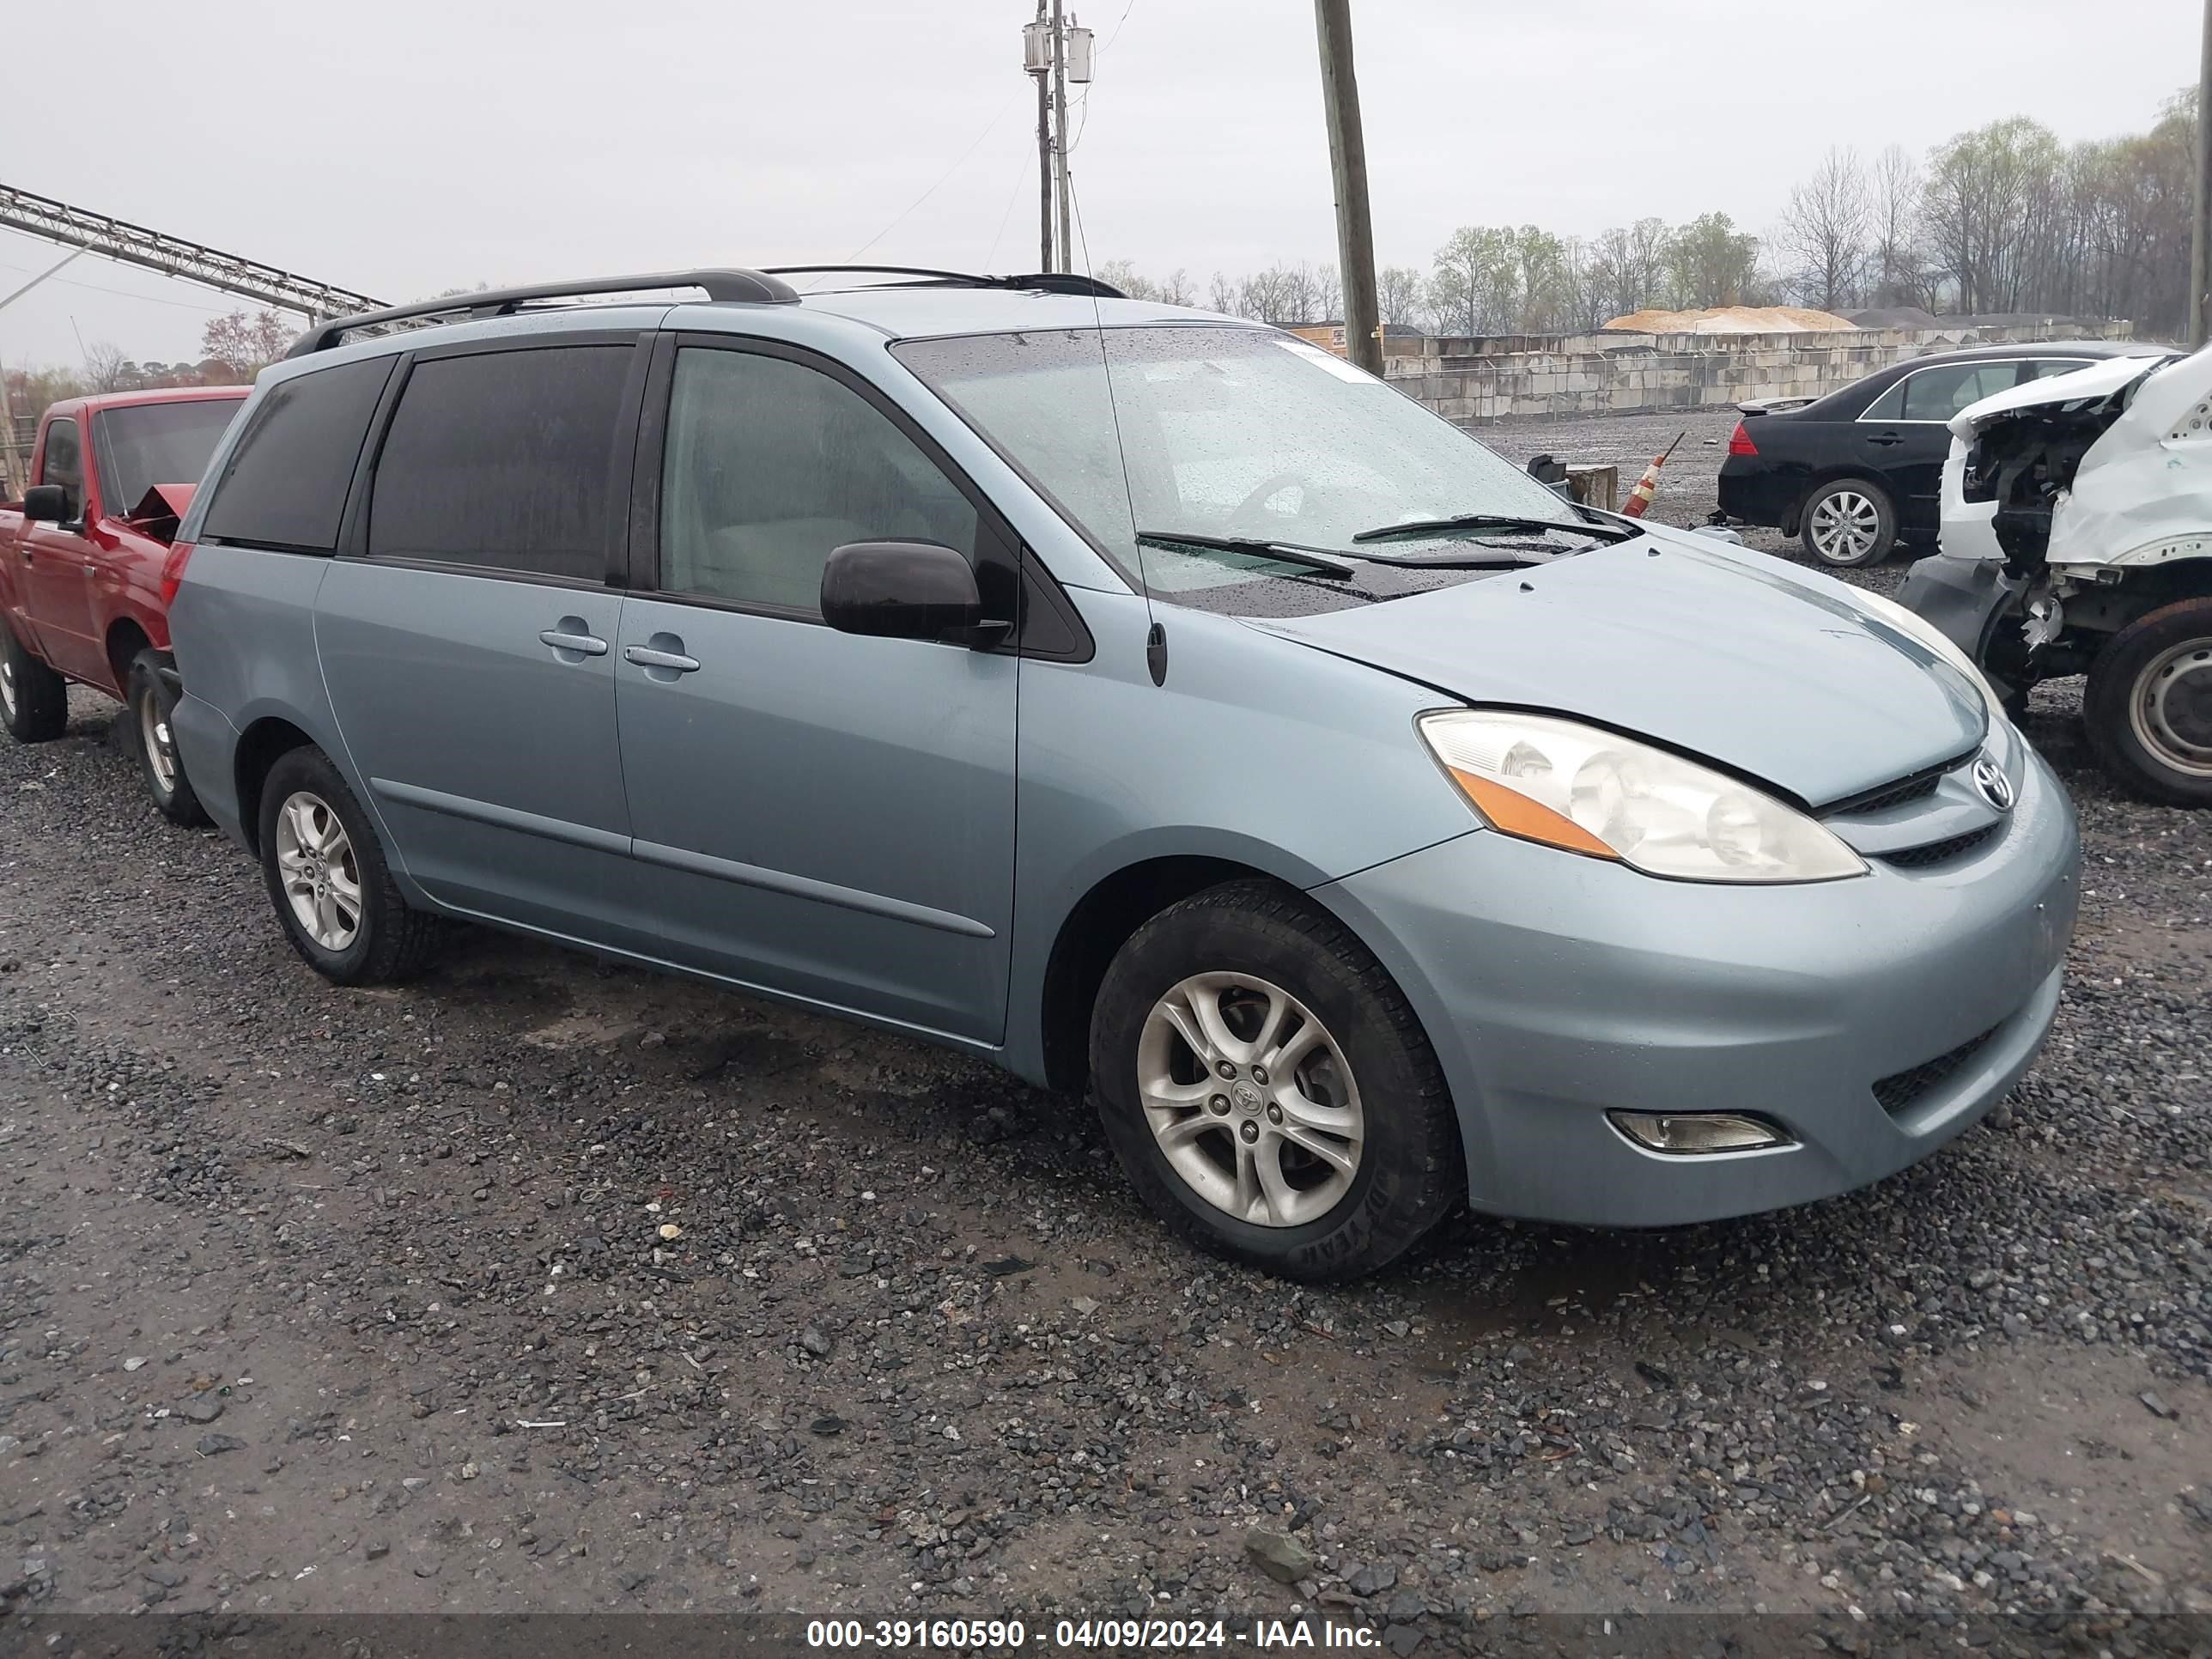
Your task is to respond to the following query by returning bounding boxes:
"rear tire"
[1799,479,1897,568]
[125,649,209,827]
[2084,598,2212,806]
[258,746,444,983]
[1,617,67,743]
[1087,879,1462,1281]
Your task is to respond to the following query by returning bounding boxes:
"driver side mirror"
[820,542,1009,646]
[21,483,70,525]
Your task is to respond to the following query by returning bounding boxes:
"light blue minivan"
[167,269,2078,1279]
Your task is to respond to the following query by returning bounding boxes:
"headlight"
[1418,710,1868,884]
[1842,584,2007,731]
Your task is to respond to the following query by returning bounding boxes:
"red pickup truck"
[0,386,247,823]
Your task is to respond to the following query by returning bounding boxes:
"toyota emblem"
[1971,756,2015,812]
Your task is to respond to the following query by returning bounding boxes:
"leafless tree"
[1778,147,1871,312]
[81,343,137,393]
[1376,265,1430,331]
[1867,144,1929,308]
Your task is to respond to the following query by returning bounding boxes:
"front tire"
[1088,880,1461,1281]
[125,649,209,827]
[2084,598,2212,806]
[1800,479,1897,568]
[1,617,67,743]
[258,746,444,983]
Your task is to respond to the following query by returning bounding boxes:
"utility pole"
[1314,0,1382,375]
[2193,0,2212,348]
[1029,3,1054,270]
[1052,0,1073,274]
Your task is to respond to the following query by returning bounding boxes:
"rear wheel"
[125,649,209,827]
[258,746,444,983]
[1088,880,1461,1281]
[1800,479,1897,568]
[1,617,67,743]
[2084,598,2212,806]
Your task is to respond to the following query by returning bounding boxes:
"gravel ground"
[3,406,2209,1652]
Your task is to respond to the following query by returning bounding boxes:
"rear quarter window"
[199,357,395,550]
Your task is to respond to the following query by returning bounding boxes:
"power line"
[841,88,1025,267]
[1067,0,1135,155]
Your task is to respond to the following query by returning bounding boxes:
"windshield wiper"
[1352,512,1634,544]
[1135,529,1358,579]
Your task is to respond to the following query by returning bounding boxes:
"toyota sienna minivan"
[166,268,2079,1279]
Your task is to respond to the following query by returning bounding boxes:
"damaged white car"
[1901,345,2212,805]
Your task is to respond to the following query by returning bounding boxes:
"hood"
[1948,349,2174,440]
[125,483,197,541]
[1249,531,1986,807]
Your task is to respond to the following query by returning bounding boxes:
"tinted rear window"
[368,345,633,582]
[200,357,393,550]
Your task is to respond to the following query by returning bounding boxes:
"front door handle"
[623,642,701,674]
[539,622,608,659]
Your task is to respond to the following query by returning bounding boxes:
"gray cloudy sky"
[1,0,2193,368]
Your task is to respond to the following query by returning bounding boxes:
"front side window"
[659,347,979,614]
[40,418,82,520]
[369,346,632,581]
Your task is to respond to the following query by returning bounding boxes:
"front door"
[315,338,648,943]
[20,416,103,681]
[614,339,1018,1043]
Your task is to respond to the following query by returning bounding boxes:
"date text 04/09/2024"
[804,1619,1382,1650]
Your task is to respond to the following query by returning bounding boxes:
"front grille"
[1835,770,1942,817]
[1873,1024,2002,1116]
[1881,825,1998,868]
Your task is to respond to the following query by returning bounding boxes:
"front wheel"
[257,746,445,983]
[2084,598,2212,806]
[126,650,209,827]
[1088,880,1462,1281]
[1800,479,1897,568]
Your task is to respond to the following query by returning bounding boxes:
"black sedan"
[1716,339,2155,567]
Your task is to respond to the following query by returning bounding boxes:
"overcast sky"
[1,0,2193,369]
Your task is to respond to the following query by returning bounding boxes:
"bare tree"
[1206,271,1240,314]
[1778,147,1871,312]
[1376,265,1430,331]
[201,310,295,379]
[81,343,137,393]
[1868,144,1929,308]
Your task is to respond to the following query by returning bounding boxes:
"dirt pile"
[1602,304,1859,334]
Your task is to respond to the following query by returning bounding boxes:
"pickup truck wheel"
[1087,879,1462,1282]
[125,650,209,827]
[2085,598,2212,806]
[258,747,444,984]
[1800,480,1896,568]
[2,618,67,743]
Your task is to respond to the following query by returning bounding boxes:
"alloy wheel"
[1809,489,1881,563]
[2131,638,2212,779]
[1136,972,1364,1228]
[275,790,364,951]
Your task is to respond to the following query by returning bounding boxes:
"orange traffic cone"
[1620,430,1686,520]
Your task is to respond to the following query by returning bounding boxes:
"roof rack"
[284,268,801,357]
[761,264,1128,300]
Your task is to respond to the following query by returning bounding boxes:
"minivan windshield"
[894,325,1595,611]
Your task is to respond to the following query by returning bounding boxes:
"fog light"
[1607,1111,1790,1155]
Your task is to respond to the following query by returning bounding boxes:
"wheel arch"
[233,715,321,857]
[1036,854,1310,1097]
[103,613,161,695]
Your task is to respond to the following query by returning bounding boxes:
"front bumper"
[1314,744,2078,1228]
[1898,552,2018,669]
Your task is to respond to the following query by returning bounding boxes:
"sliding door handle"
[623,643,700,674]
